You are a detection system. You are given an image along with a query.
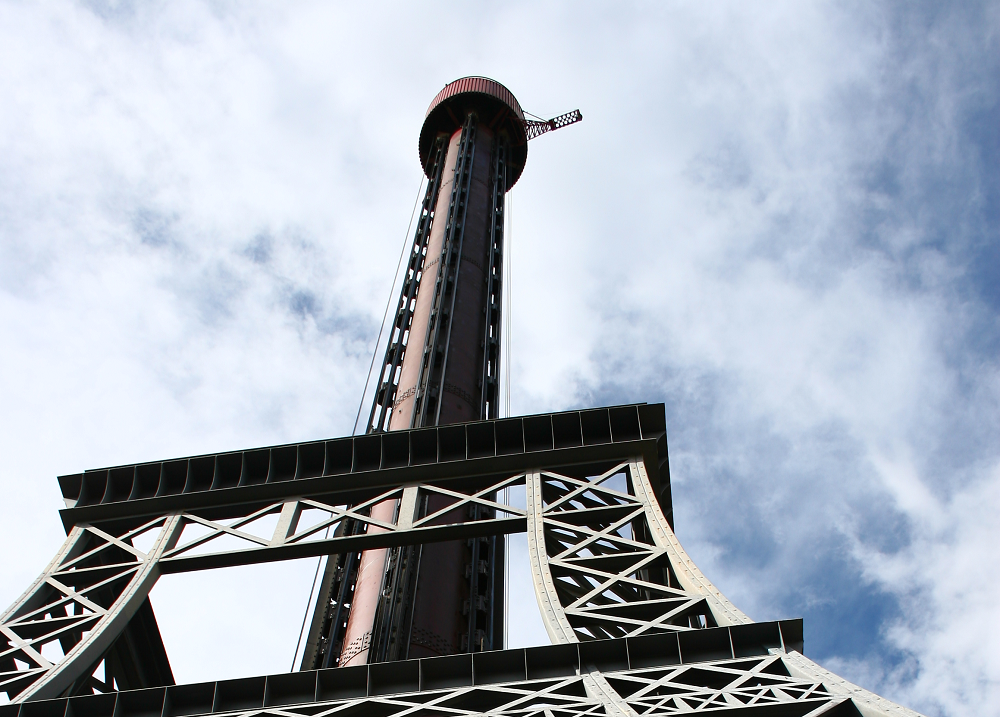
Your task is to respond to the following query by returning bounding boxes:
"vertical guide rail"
[462,136,508,652]
[366,491,426,663]
[372,117,503,657]
[384,491,428,661]
[361,116,479,659]
[479,137,508,421]
[462,509,501,652]
[302,137,448,669]
[366,138,448,434]
[300,518,359,670]
[414,114,478,428]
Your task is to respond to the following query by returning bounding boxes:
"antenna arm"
[524,109,582,141]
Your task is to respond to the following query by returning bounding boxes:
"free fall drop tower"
[302,77,583,669]
[0,77,928,717]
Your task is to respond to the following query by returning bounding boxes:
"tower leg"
[338,115,507,665]
[1,516,181,702]
[524,461,750,645]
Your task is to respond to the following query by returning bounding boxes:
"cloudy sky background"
[1,2,998,715]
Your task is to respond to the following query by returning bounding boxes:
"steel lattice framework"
[1,404,922,717]
[1,75,925,717]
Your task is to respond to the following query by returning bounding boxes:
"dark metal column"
[298,139,448,671]
[304,77,531,668]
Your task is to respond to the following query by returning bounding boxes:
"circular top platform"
[419,77,529,188]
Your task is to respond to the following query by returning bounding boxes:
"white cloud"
[1,2,997,715]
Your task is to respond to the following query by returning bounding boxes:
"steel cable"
[290,173,427,672]
[353,175,427,436]
[502,189,512,648]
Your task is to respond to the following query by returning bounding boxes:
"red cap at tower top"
[419,76,529,189]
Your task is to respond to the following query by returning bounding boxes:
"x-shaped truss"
[0,516,181,700]
[607,656,846,716]
[526,461,750,644]
[1,474,525,701]
[158,475,527,572]
[2,456,923,717]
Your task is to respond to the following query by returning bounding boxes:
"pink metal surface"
[389,128,464,430]
[342,78,524,665]
[338,499,396,667]
[398,125,497,656]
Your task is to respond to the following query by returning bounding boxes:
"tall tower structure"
[1,78,924,717]
[299,78,582,671]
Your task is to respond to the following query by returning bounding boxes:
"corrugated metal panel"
[426,76,524,121]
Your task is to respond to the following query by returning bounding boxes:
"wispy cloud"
[1,2,997,715]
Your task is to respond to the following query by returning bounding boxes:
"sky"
[1,2,998,715]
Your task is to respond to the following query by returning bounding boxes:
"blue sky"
[1,2,998,716]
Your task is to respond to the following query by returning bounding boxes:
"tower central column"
[308,78,527,669]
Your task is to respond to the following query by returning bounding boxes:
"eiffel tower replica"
[1,77,923,717]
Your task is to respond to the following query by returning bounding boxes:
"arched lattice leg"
[629,459,751,626]
[1,515,181,702]
[525,460,748,644]
[526,459,922,717]
[782,650,925,717]
[526,466,575,644]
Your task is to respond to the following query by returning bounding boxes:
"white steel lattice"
[1,475,526,702]
[0,517,181,699]
[526,461,749,645]
[1,444,924,717]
